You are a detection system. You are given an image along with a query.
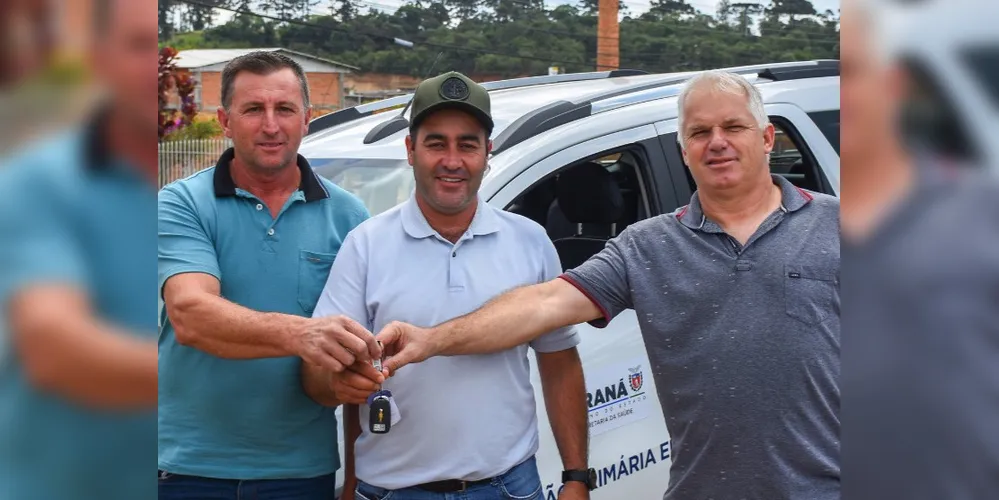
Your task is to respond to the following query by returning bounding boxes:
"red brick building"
[174,48,358,113]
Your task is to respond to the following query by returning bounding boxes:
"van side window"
[506,148,652,271]
[768,118,827,193]
[808,110,840,154]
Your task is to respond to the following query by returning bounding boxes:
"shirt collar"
[401,193,500,239]
[677,174,814,230]
[213,147,330,202]
[82,108,112,171]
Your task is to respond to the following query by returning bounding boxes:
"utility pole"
[596,0,619,70]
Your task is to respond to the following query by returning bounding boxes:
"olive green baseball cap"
[409,71,493,135]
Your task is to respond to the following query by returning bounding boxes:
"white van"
[300,60,841,499]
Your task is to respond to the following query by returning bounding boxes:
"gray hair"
[676,70,768,150]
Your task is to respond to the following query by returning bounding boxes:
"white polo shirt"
[312,193,579,489]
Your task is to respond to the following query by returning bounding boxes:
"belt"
[414,477,493,493]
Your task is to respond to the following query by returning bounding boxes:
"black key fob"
[369,395,391,434]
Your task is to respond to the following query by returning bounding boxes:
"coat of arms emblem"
[628,365,643,391]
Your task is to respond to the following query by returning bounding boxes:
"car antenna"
[396,50,446,119]
[363,50,448,144]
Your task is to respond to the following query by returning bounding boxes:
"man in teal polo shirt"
[158,51,382,499]
[0,1,158,499]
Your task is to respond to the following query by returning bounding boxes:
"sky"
[212,0,841,23]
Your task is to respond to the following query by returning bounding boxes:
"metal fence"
[158,138,232,189]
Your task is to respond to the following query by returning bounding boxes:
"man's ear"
[302,106,312,136]
[762,122,776,154]
[486,139,493,155]
[217,107,232,138]
[404,134,415,166]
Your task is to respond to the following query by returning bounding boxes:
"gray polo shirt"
[841,163,999,500]
[563,175,840,500]
[313,194,578,489]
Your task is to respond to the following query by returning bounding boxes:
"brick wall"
[307,73,343,111]
[193,71,343,112]
[343,73,422,94]
[200,71,223,110]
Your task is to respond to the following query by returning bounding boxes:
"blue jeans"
[355,456,543,500]
[157,470,337,500]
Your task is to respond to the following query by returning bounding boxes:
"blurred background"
[839,1,998,500]
[0,0,996,499]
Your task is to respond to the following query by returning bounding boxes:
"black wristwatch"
[562,468,597,491]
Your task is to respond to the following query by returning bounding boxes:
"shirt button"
[452,252,457,257]
[267,228,275,236]
[256,204,263,211]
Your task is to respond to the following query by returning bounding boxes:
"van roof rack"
[490,60,838,155]
[307,69,651,137]
[758,59,839,81]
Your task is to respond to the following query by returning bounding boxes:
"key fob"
[369,395,391,434]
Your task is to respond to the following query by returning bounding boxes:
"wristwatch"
[562,468,597,491]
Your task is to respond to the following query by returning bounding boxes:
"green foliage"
[163,116,225,141]
[160,0,839,77]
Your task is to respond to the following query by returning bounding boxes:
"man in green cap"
[301,72,593,500]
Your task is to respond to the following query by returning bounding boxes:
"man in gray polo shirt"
[377,71,841,499]
[302,72,591,500]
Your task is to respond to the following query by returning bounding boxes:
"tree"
[445,0,481,22]
[578,0,630,18]
[480,0,544,23]
[646,0,696,20]
[163,0,840,78]
[269,0,318,20]
[159,0,177,40]
[716,0,733,26]
[329,0,358,21]
[730,2,763,35]
[765,0,816,26]
[180,0,227,31]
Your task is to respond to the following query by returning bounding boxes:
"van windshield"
[309,158,414,216]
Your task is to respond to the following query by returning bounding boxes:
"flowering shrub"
[159,46,198,139]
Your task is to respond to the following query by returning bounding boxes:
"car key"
[368,390,392,434]
[368,346,392,434]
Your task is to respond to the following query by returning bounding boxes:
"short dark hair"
[220,51,311,111]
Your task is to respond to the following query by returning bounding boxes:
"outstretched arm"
[378,277,602,374]
[439,278,601,355]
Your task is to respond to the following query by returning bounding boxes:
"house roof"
[175,48,359,72]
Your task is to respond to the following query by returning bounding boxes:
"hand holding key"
[291,315,382,374]
[374,321,436,377]
[330,360,385,405]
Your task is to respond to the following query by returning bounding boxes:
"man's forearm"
[434,283,562,356]
[14,314,156,409]
[539,349,589,470]
[169,291,309,359]
[301,361,341,407]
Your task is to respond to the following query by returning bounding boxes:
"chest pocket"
[784,264,839,325]
[298,250,337,316]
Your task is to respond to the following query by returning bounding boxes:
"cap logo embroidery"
[440,77,469,101]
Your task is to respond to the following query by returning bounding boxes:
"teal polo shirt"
[0,114,157,500]
[157,148,369,479]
